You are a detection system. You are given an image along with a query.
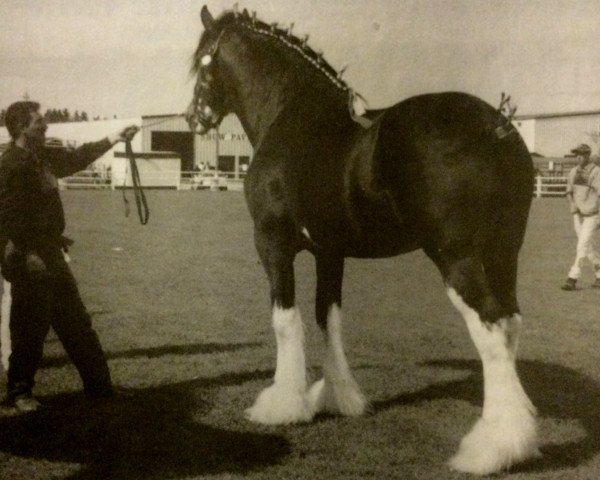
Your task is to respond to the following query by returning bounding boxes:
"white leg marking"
[301,227,311,241]
[447,288,540,475]
[245,306,315,424]
[308,304,367,416]
[1,281,11,371]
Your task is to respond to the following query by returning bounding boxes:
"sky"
[1,0,599,119]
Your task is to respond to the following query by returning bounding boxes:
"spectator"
[561,143,600,291]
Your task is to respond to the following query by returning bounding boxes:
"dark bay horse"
[186,6,540,474]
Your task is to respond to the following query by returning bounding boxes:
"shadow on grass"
[373,358,600,473]
[0,369,287,480]
[40,342,263,369]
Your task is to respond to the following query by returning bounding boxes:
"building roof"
[141,113,182,120]
[516,109,600,121]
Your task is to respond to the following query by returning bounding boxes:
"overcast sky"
[1,0,598,119]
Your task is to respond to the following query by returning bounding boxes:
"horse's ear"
[242,8,250,18]
[200,5,214,29]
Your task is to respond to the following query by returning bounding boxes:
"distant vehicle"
[191,171,228,190]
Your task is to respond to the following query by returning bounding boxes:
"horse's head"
[187,6,230,135]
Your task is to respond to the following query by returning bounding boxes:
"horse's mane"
[191,9,351,93]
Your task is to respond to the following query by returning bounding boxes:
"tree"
[81,111,88,121]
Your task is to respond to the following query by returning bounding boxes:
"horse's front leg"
[245,226,315,425]
[307,253,367,416]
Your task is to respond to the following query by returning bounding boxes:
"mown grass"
[0,191,599,479]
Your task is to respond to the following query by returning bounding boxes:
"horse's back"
[370,91,533,254]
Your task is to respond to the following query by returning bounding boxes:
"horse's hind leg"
[307,254,367,416]
[245,225,315,424]
[441,255,539,475]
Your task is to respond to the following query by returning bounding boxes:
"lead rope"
[118,116,183,224]
[124,139,150,225]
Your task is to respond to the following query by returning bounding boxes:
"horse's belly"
[303,198,419,258]
[342,220,419,258]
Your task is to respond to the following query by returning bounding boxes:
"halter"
[190,29,228,132]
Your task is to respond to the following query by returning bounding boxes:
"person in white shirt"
[562,143,600,290]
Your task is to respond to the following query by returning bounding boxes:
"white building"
[140,113,252,174]
[4,106,598,181]
[514,110,600,158]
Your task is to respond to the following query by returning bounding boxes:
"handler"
[0,100,139,412]
[561,143,600,291]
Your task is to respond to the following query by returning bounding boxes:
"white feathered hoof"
[1,330,10,371]
[307,378,368,417]
[245,384,315,425]
[448,411,540,475]
[1,351,9,372]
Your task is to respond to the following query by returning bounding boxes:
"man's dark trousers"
[6,245,112,400]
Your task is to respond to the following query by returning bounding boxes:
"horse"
[186,6,540,475]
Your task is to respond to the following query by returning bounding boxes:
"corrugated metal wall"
[534,114,600,157]
[141,115,188,152]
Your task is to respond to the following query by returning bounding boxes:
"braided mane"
[192,9,351,93]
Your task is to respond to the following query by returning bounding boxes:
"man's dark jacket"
[0,140,112,276]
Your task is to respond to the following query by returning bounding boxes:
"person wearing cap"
[0,100,139,412]
[561,143,600,291]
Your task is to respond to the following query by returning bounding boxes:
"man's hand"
[108,125,140,145]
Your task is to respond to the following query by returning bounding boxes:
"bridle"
[188,29,228,134]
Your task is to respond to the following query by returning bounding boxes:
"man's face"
[577,153,590,167]
[22,110,47,146]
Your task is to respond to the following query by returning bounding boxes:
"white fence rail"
[59,171,568,197]
[59,170,245,191]
[534,175,567,198]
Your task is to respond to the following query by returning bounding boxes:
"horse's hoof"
[245,384,315,425]
[448,413,540,475]
[307,378,368,416]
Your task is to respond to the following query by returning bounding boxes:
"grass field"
[1,190,599,480]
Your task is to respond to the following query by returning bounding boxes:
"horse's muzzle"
[186,101,221,135]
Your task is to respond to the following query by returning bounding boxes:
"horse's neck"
[228,66,286,147]
[221,33,342,147]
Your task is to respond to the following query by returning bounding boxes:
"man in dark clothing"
[0,100,139,412]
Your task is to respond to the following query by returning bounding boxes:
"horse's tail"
[482,126,533,315]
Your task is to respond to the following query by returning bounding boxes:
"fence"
[533,175,567,198]
[59,171,568,197]
[59,170,245,191]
